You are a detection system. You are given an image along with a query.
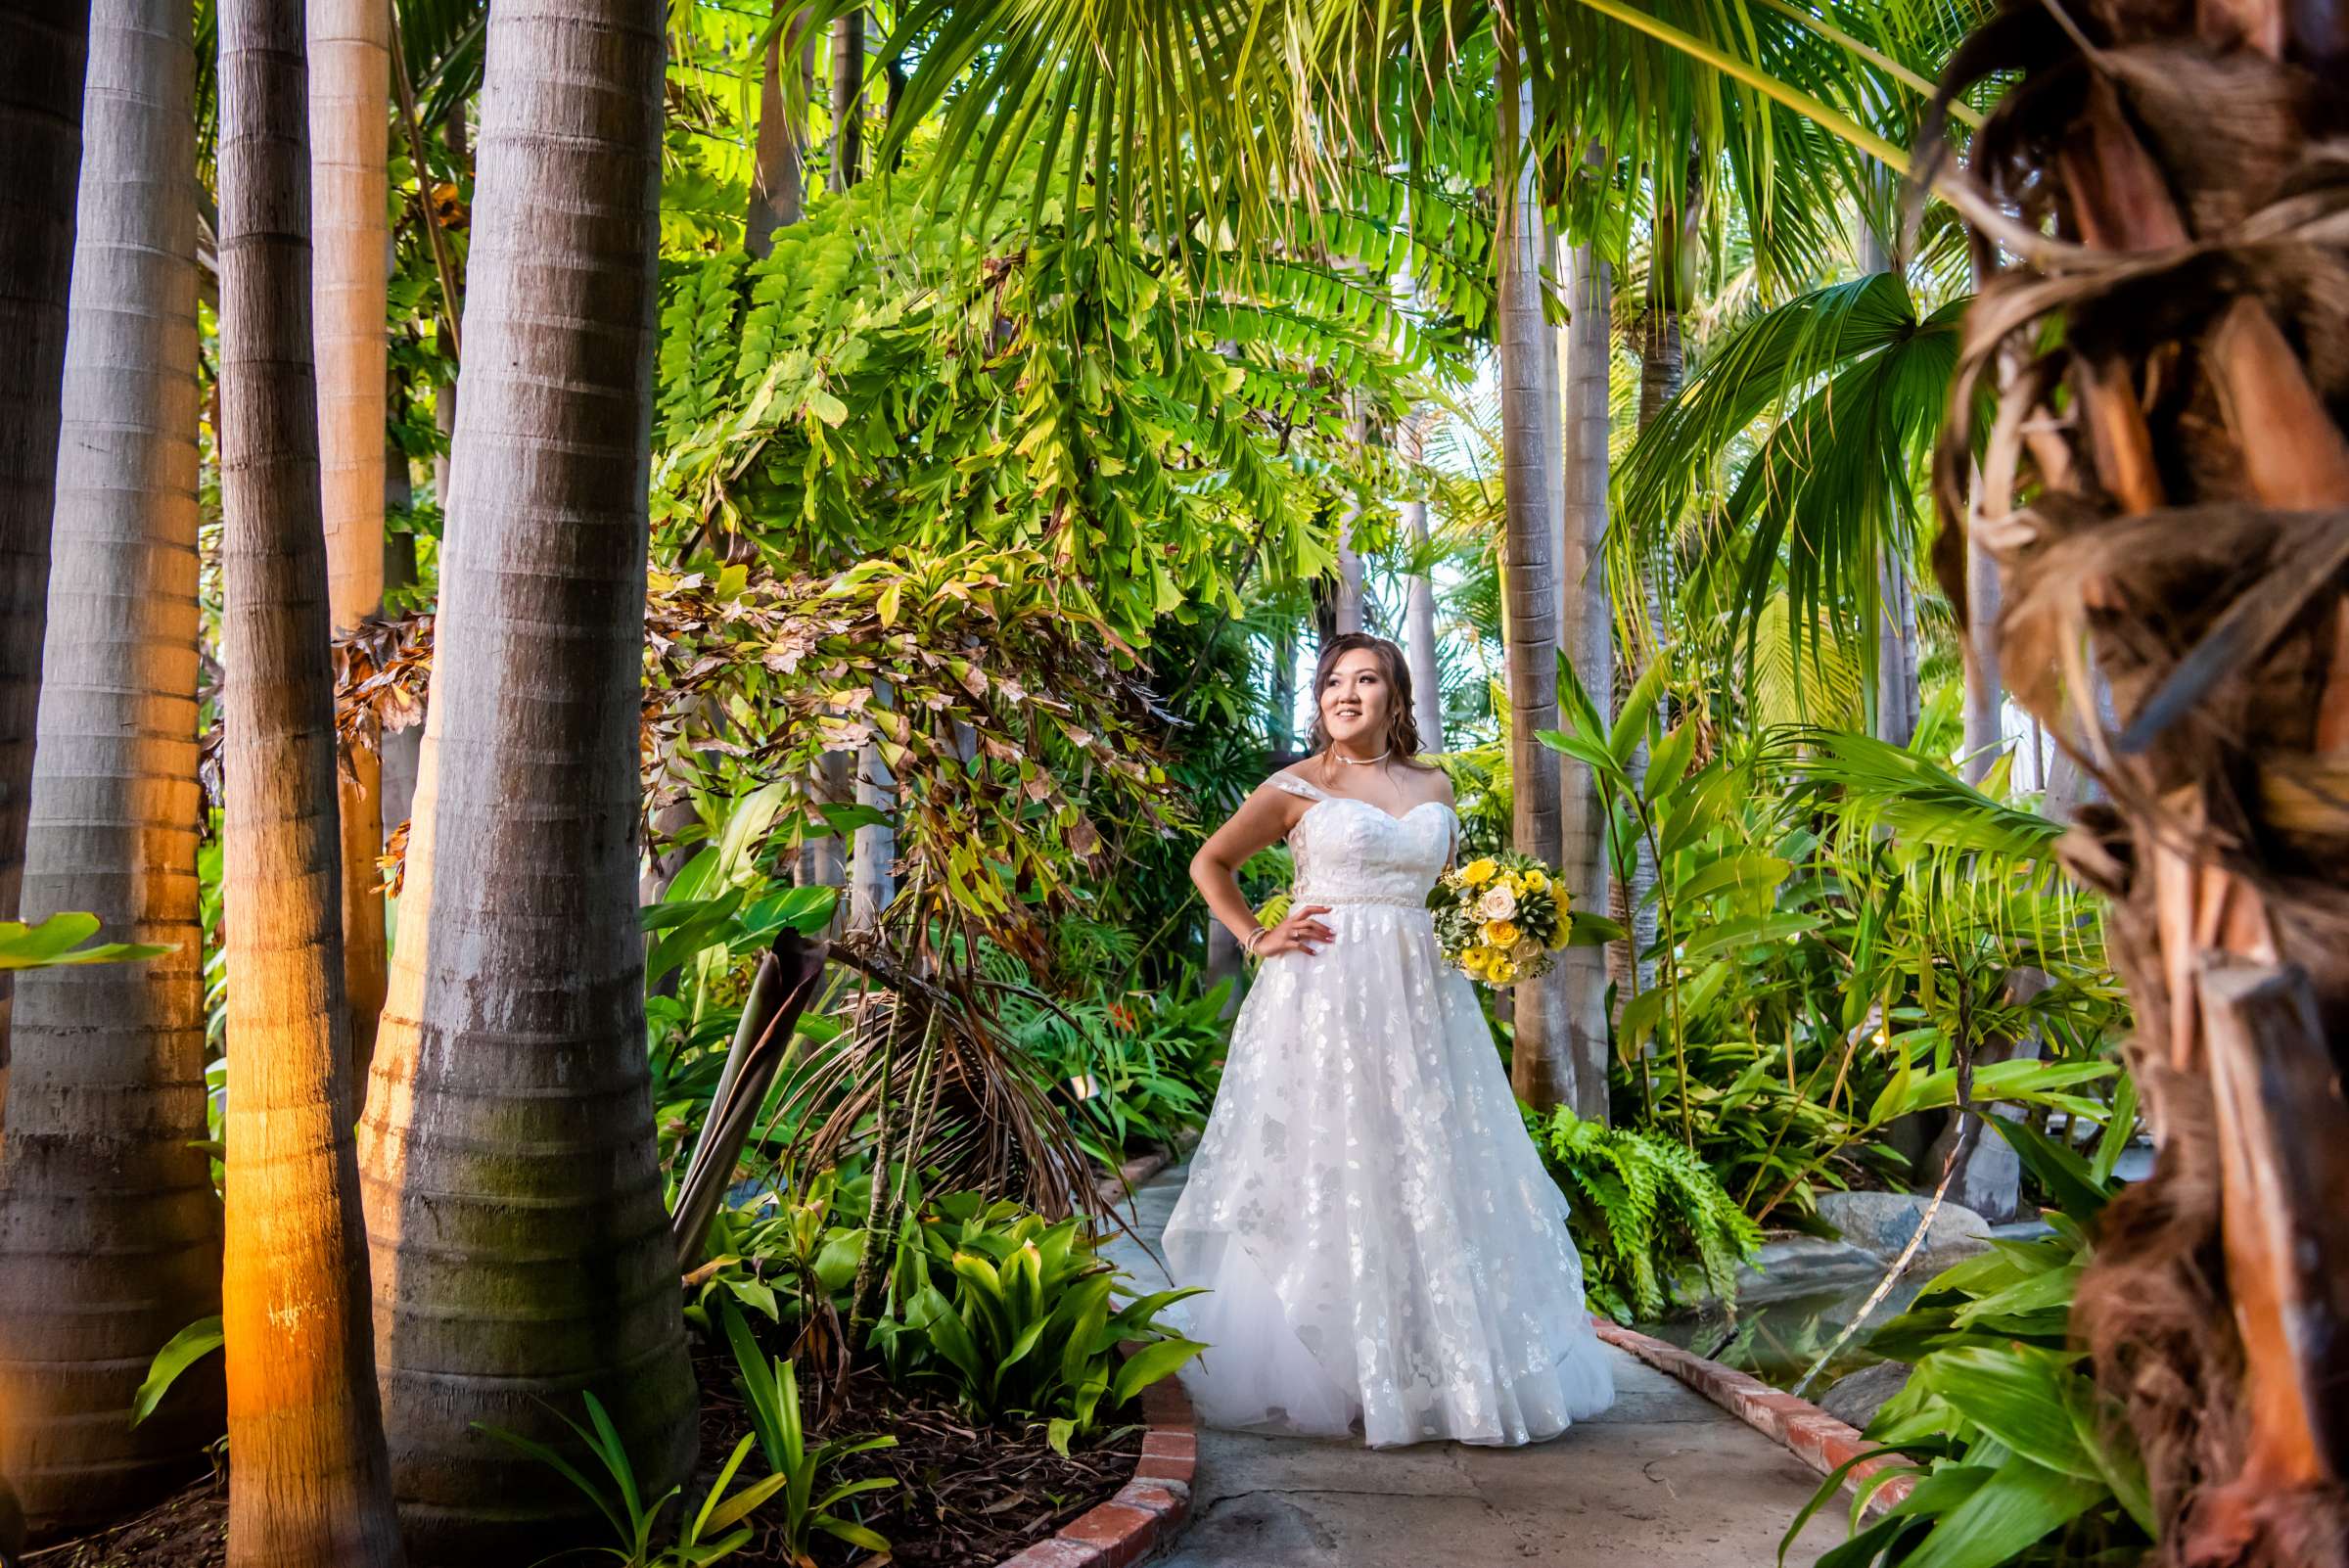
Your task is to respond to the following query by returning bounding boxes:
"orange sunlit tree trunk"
[214,0,405,1555]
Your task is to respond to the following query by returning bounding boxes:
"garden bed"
[25,1353,1146,1568]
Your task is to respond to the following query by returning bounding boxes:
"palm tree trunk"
[1267,619,1296,762]
[1608,191,1692,1019]
[745,0,808,255]
[827,6,861,193]
[1496,52,1569,1110]
[0,0,91,1126]
[214,0,405,1554]
[380,431,419,840]
[1960,524,2003,783]
[309,0,390,1079]
[355,0,693,1549]
[0,0,221,1530]
[1557,229,1614,1125]
[850,684,895,930]
[1856,213,1919,749]
[1939,8,2349,1554]
[1399,411,1445,750]
[1333,394,1367,635]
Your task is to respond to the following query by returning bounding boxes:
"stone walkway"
[1100,1166,1854,1568]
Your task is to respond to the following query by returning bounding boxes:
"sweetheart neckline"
[1298,795,1455,827]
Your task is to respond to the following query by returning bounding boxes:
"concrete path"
[1102,1165,1853,1568]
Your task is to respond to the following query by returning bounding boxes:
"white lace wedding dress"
[1164,773,1615,1447]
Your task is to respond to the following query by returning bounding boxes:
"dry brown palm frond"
[1929,3,2349,1561]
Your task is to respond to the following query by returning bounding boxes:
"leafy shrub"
[869,1193,1206,1453]
[477,1391,801,1568]
[1783,1118,2152,1568]
[991,961,1229,1167]
[715,1300,897,1562]
[1527,1105,1766,1323]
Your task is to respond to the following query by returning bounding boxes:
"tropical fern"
[1527,1105,1765,1323]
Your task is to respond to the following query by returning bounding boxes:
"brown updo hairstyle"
[1306,632,1438,781]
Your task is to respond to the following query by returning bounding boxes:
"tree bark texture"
[1934,11,2349,1560]
[826,7,860,193]
[1857,215,1920,749]
[1496,56,1569,1111]
[309,0,390,1079]
[1399,410,1445,751]
[1333,393,1368,636]
[379,433,419,841]
[354,0,694,1551]
[745,0,809,254]
[214,0,406,1554]
[1557,232,1614,1125]
[1609,241,1688,1018]
[0,0,221,1532]
[0,0,91,1119]
[850,686,895,931]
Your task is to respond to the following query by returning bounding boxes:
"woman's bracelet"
[1241,924,1269,957]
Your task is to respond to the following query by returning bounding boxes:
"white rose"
[1512,937,1542,963]
[1477,885,1517,921]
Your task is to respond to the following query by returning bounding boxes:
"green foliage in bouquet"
[1431,852,1571,988]
[1527,1106,1765,1322]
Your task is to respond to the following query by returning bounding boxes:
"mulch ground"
[23,1346,1136,1568]
[691,1337,1142,1568]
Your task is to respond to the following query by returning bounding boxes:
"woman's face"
[1320,649,1392,751]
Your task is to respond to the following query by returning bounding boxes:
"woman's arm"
[1189,782,1335,958]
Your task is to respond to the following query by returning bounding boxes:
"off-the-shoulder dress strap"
[1269,772,1329,802]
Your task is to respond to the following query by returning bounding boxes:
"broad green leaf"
[1897,1459,2106,1568]
[1919,1346,2101,1481]
[131,1316,223,1427]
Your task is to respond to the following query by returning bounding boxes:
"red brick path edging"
[1590,1317,1915,1515]
[994,1372,1197,1568]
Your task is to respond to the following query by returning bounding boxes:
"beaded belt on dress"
[1291,888,1431,909]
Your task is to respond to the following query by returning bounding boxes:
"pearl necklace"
[1331,748,1392,766]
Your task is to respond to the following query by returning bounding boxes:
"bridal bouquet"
[1429,853,1570,988]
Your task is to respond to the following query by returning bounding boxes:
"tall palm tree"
[310,0,392,1076]
[747,0,811,255]
[0,0,90,1123]
[1556,225,1614,1122]
[828,5,861,192]
[355,0,695,1550]
[1931,3,2349,1556]
[1496,50,1572,1107]
[0,0,220,1532]
[214,0,405,1554]
[1399,411,1446,750]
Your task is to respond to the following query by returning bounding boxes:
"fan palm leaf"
[1615,269,1964,683]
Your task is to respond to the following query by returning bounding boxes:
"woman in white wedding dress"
[1167,633,1614,1448]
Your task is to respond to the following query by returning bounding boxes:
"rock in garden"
[1819,1360,1913,1433]
[1814,1190,1992,1270]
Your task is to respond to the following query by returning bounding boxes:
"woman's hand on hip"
[1257,904,1335,957]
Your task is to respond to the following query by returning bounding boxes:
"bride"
[1165,632,1615,1448]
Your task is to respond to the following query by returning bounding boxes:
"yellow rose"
[1523,869,1549,893]
[1482,920,1519,949]
[1547,921,1572,950]
[1460,857,1497,887]
[1489,956,1518,985]
[1460,948,1490,977]
[1500,871,1524,895]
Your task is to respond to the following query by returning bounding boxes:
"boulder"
[1819,1360,1913,1433]
[1733,1235,1884,1305]
[1816,1189,1992,1271]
